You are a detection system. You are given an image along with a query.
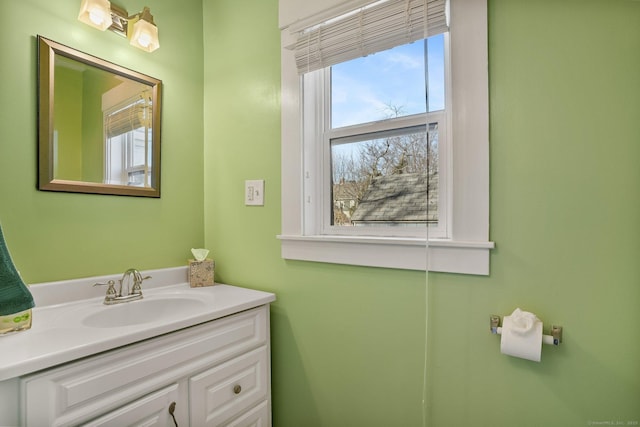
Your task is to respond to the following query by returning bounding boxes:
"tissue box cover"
[189,259,215,287]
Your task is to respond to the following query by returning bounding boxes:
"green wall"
[53,65,83,181]
[54,64,119,182]
[203,0,640,426]
[0,0,638,426]
[0,0,204,282]
[81,67,119,183]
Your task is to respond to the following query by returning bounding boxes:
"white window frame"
[279,0,494,275]
[304,66,449,239]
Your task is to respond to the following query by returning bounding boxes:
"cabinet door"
[190,346,269,426]
[81,383,181,427]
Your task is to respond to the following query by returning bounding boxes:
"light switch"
[245,180,264,206]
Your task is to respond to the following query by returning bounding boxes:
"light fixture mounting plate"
[108,3,129,37]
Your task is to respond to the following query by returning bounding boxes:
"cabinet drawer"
[226,400,270,427]
[81,383,180,427]
[21,306,268,427]
[190,346,269,427]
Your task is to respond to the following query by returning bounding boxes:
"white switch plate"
[245,180,264,206]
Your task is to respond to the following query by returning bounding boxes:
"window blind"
[293,0,448,74]
[105,97,152,139]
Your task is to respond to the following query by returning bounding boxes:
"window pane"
[426,122,439,223]
[331,40,426,128]
[330,34,445,128]
[127,169,146,186]
[131,128,147,166]
[427,33,445,112]
[331,125,438,227]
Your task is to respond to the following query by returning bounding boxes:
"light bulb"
[137,33,151,48]
[89,9,108,26]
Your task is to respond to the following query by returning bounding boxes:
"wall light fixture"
[78,0,160,52]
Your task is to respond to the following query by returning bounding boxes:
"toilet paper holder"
[490,315,563,345]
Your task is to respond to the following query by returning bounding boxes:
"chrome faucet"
[94,268,151,305]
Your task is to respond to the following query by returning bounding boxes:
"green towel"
[0,224,35,316]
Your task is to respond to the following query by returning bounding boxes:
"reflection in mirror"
[38,36,162,197]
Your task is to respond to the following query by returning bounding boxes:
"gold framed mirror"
[37,36,162,197]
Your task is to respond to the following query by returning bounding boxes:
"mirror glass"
[38,36,162,197]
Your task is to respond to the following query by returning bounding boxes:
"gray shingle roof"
[351,173,437,223]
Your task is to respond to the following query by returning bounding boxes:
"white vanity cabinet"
[20,305,272,427]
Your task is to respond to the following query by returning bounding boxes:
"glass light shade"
[78,0,112,31]
[130,18,160,52]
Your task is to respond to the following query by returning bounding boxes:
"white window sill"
[277,235,495,275]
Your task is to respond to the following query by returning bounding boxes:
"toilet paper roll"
[500,308,543,362]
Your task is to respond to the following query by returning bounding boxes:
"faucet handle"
[94,280,117,302]
[131,275,151,295]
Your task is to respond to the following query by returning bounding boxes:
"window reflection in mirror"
[102,82,153,187]
[38,36,162,197]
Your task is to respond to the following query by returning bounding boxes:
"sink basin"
[82,297,207,328]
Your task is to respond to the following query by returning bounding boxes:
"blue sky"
[331,34,445,129]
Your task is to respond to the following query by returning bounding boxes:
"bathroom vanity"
[0,267,275,426]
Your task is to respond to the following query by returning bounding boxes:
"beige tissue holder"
[189,259,215,287]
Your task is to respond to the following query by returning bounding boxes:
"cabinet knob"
[233,384,242,394]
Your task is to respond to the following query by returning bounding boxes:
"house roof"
[350,173,437,223]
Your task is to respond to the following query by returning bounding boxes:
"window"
[279,0,494,274]
[104,96,153,187]
[315,34,447,239]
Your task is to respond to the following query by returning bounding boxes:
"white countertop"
[0,267,275,381]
